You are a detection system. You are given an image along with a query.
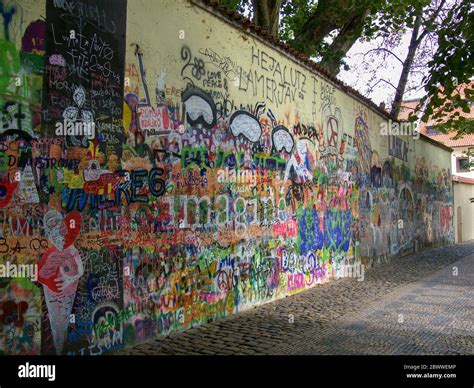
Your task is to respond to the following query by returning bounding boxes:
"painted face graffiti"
[38,210,83,355]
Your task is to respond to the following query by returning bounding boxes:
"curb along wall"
[0,0,454,355]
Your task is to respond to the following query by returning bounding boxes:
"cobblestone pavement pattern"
[116,242,474,355]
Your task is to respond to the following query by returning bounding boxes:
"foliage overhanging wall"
[0,0,453,355]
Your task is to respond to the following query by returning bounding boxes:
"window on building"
[457,157,470,172]
[426,126,439,135]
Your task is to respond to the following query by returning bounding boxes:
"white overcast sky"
[338,33,429,108]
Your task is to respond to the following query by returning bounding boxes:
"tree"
[347,0,450,118]
[218,0,284,36]
[413,0,474,136]
[218,0,430,74]
[281,0,377,73]
[216,0,473,134]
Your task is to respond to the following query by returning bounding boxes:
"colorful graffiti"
[0,0,454,356]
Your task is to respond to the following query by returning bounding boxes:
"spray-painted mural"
[0,0,454,355]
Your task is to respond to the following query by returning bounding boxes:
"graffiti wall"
[0,0,454,355]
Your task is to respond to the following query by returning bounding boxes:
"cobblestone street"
[116,242,474,355]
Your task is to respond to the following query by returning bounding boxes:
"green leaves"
[415,0,474,136]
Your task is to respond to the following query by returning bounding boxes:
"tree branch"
[369,78,398,91]
[362,47,404,64]
[415,0,447,45]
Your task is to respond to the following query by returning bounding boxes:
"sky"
[338,33,429,108]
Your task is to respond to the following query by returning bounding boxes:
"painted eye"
[0,185,6,197]
[47,220,59,228]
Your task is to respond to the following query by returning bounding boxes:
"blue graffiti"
[299,207,324,255]
[324,208,352,252]
[0,1,16,41]
[299,207,352,255]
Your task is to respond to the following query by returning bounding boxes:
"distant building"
[400,82,474,243]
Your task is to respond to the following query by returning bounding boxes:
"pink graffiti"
[273,219,298,238]
[49,54,66,67]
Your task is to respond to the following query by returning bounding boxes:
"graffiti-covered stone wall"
[0,0,453,355]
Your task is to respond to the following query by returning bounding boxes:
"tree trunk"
[320,9,370,73]
[294,0,372,58]
[391,15,422,118]
[252,0,283,37]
